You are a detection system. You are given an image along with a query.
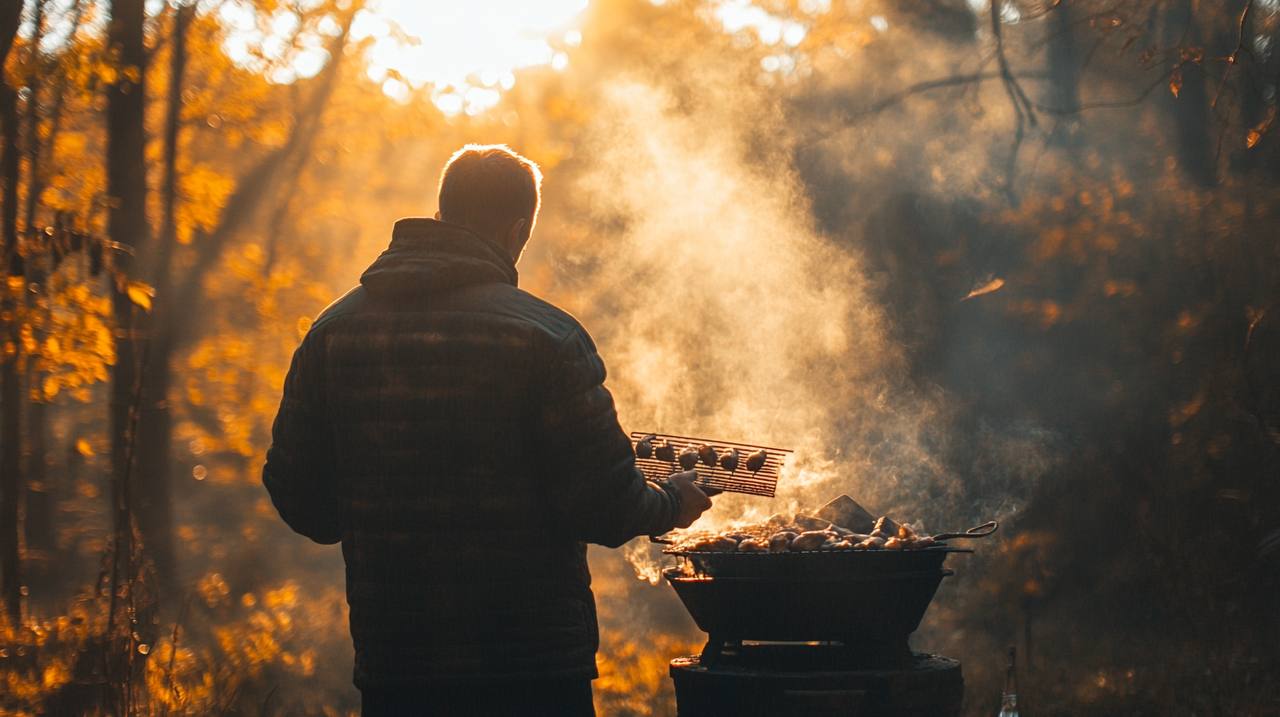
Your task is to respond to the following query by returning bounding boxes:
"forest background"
[1,0,1279,715]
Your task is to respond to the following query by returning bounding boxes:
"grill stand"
[670,647,963,717]
[699,636,914,669]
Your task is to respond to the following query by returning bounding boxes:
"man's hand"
[667,470,713,528]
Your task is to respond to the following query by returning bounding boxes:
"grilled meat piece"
[697,444,718,467]
[768,531,796,552]
[635,434,655,459]
[746,449,768,472]
[687,535,739,552]
[654,442,676,462]
[883,536,908,550]
[738,538,768,553]
[719,448,740,471]
[856,536,886,550]
[872,516,900,537]
[678,446,700,470]
[790,531,830,551]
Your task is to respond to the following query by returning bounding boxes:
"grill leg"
[699,637,724,666]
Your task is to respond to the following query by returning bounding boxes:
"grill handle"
[933,520,999,541]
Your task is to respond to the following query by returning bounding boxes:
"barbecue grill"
[660,534,987,666]
[634,432,993,716]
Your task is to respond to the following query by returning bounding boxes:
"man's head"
[436,144,543,261]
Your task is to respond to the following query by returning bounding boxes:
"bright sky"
[354,0,589,114]
[219,0,823,115]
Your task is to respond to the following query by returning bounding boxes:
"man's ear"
[506,217,531,260]
[434,210,442,220]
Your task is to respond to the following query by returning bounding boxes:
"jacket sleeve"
[262,330,341,544]
[534,328,680,548]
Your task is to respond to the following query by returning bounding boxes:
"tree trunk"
[105,0,150,578]
[1045,0,1081,146]
[1162,0,1217,187]
[132,2,193,589]
[1,4,24,625]
[23,0,58,558]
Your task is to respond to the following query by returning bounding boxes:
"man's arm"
[262,331,341,544]
[534,329,709,548]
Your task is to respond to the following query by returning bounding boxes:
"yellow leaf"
[1246,108,1274,149]
[75,438,94,456]
[126,281,155,311]
[42,376,59,400]
[962,277,1006,301]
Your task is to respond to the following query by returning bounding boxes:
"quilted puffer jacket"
[263,218,681,688]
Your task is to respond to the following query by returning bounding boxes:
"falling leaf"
[125,281,155,311]
[75,438,94,457]
[962,277,1005,301]
[1246,107,1275,149]
[1169,69,1182,98]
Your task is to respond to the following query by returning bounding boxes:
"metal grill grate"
[629,431,791,497]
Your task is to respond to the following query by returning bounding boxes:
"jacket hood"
[359,218,518,299]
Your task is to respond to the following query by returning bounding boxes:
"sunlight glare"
[714,0,808,47]
[357,0,589,114]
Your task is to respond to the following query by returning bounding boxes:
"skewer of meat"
[654,441,676,462]
[634,434,656,459]
[746,449,768,472]
[697,444,718,467]
[678,446,701,470]
[719,448,739,472]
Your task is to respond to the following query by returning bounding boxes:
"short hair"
[437,144,542,237]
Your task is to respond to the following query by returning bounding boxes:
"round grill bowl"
[663,567,953,651]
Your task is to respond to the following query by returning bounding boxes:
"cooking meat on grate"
[678,446,701,470]
[654,441,676,462]
[745,449,768,472]
[768,531,796,552]
[634,434,655,459]
[737,538,769,552]
[871,515,900,539]
[789,531,830,551]
[719,448,740,472]
[670,503,940,552]
[697,444,718,467]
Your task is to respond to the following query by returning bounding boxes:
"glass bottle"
[998,645,1021,717]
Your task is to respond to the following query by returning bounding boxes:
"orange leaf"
[75,438,95,457]
[1246,107,1275,149]
[125,281,154,311]
[962,277,1005,301]
[1169,69,1182,98]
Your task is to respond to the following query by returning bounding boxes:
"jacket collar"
[359,218,518,299]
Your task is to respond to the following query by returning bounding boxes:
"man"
[263,144,712,715]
